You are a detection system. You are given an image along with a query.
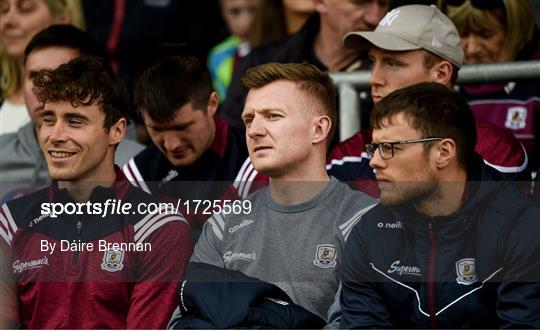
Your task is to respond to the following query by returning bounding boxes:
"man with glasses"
[339,82,540,328]
[367,137,443,160]
[327,4,528,195]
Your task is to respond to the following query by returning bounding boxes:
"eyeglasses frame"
[366,137,444,160]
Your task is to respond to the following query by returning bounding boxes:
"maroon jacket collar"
[48,165,131,202]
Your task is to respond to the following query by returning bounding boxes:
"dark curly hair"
[32,55,129,131]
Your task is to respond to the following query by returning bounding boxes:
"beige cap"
[343,5,464,68]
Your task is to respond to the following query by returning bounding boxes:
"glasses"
[366,137,443,160]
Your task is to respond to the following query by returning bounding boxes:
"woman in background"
[0,0,84,135]
[448,0,540,172]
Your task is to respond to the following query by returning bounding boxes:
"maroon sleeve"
[474,118,527,172]
[0,208,19,328]
[0,250,18,328]
[126,218,194,329]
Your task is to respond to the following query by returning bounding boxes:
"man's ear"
[108,118,127,146]
[206,92,219,116]
[312,0,327,14]
[431,60,453,86]
[312,115,332,145]
[434,138,457,169]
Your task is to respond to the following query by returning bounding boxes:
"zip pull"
[69,221,84,273]
[76,221,82,239]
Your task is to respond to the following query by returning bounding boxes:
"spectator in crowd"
[168,63,377,328]
[123,45,248,228]
[208,0,257,101]
[0,0,84,135]
[447,0,540,171]
[0,25,144,204]
[339,82,540,328]
[0,55,194,329]
[326,4,528,195]
[220,0,390,127]
[250,0,315,49]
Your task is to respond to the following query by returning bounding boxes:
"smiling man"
[123,46,248,227]
[0,56,194,329]
[339,82,540,328]
[168,63,376,328]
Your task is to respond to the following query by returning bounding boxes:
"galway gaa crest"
[313,244,337,268]
[455,258,477,285]
[101,249,124,272]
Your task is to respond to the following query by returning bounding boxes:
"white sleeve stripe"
[134,211,158,231]
[483,143,528,173]
[122,162,139,188]
[340,204,378,240]
[135,211,187,233]
[0,213,9,233]
[2,205,18,233]
[234,157,253,188]
[134,213,185,241]
[134,214,186,242]
[137,218,178,243]
[213,213,225,230]
[242,163,254,183]
[0,227,11,246]
[207,218,223,241]
[242,169,259,198]
[326,153,371,170]
[237,163,254,197]
[128,159,151,194]
[339,203,378,232]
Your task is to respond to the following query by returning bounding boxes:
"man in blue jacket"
[339,82,540,328]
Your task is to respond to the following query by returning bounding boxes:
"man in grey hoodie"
[0,25,143,203]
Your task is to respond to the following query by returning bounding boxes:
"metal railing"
[330,60,540,141]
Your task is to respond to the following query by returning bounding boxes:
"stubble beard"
[379,180,438,208]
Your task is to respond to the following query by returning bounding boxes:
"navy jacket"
[340,154,540,328]
[169,262,325,329]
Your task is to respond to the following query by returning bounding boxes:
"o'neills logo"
[223,250,256,263]
[387,260,421,276]
[13,256,49,274]
[229,219,254,233]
